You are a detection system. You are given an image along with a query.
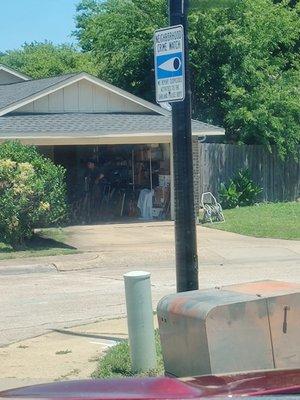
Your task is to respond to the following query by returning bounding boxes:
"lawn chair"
[199,192,225,223]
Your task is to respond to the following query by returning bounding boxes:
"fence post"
[123,271,157,373]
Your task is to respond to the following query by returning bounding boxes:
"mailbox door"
[267,293,300,369]
[206,299,274,374]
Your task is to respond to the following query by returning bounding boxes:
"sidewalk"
[0,317,137,391]
[0,252,101,273]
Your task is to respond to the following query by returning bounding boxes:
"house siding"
[0,70,25,85]
[15,79,153,114]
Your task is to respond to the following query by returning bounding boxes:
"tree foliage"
[190,0,300,157]
[75,0,167,101]
[0,141,67,248]
[75,0,300,157]
[0,41,97,79]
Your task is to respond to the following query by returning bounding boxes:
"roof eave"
[0,64,31,81]
[0,129,224,144]
[0,134,171,146]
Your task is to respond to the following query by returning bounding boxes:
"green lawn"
[207,202,300,240]
[0,228,78,261]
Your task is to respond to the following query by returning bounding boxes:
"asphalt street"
[1,223,300,347]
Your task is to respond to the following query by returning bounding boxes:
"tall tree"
[75,0,300,157]
[190,0,300,157]
[0,41,97,79]
[75,0,167,101]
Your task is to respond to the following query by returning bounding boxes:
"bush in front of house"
[219,169,262,209]
[0,141,67,249]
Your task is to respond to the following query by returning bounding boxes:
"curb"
[0,263,57,276]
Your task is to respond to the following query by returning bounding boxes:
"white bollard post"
[123,271,157,373]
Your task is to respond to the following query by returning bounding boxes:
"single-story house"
[0,64,224,220]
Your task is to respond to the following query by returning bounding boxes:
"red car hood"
[0,369,300,399]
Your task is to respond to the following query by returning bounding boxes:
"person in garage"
[85,159,106,219]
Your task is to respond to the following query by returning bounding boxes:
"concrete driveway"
[1,222,300,348]
[62,221,300,266]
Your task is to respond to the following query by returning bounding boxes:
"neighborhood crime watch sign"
[154,25,185,103]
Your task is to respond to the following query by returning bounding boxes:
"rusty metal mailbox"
[157,280,300,377]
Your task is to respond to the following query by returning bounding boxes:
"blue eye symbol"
[158,57,181,72]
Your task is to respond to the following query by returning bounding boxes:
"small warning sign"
[154,25,185,103]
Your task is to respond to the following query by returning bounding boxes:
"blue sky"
[0,0,79,53]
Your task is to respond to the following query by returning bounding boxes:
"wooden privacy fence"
[195,143,300,203]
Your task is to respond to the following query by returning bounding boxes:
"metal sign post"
[154,0,198,292]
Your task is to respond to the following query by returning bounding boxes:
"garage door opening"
[49,144,171,224]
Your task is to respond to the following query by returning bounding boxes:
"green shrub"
[219,169,262,209]
[0,141,67,248]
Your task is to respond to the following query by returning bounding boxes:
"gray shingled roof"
[0,74,77,110]
[0,113,223,137]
